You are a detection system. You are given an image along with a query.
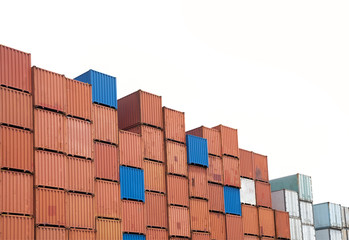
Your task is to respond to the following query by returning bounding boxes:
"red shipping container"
[0,86,33,129]
[66,78,92,120]
[226,214,244,240]
[209,212,226,240]
[0,126,33,172]
[0,45,31,93]
[93,104,118,144]
[0,214,34,240]
[258,207,275,237]
[190,198,210,232]
[188,165,208,199]
[144,160,166,193]
[36,226,67,240]
[239,149,254,179]
[208,183,224,213]
[167,175,189,207]
[274,210,290,239]
[147,228,168,240]
[187,126,221,157]
[67,117,93,159]
[119,130,143,169]
[165,140,187,176]
[253,152,269,182]
[94,141,119,181]
[69,229,95,240]
[163,107,186,143]
[168,206,190,237]
[122,200,145,234]
[95,179,121,219]
[222,155,241,187]
[118,90,163,129]
[255,181,272,208]
[66,192,94,229]
[192,232,210,240]
[67,156,94,193]
[208,155,223,184]
[213,125,239,158]
[96,218,122,240]
[145,192,168,228]
[242,204,259,236]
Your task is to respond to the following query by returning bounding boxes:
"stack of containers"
[341,206,349,240]
[0,45,34,239]
[75,70,121,240]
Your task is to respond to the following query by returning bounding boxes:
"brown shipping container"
[187,126,221,156]
[69,229,95,240]
[188,165,208,199]
[239,149,254,179]
[0,170,33,215]
[0,214,34,240]
[163,107,186,143]
[144,160,166,193]
[274,210,290,239]
[94,141,119,181]
[35,188,66,226]
[0,45,31,92]
[226,214,244,240]
[0,86,33,129]
[0,126,33,172]
[95,179,121,219]
[122,200,145,234]
[242,204,259,236]
[147,228,168,240]
[32,67,67,112]
[66,78,92,120]
[190,198,210,232]
[208,183,224,213]
[34,108,66,152]
[192,232,210,240]
[208,155,223,184]
[213,125,239,158]
[118,90,163,129]
[93,104,118,144]
[119,130,143,168]
[223,155,241,187]
[66,192,94,229]
[258,207,275,237]
[35,150,66,189]
[255,181,272,208]
[209,212,226,240]
[96,218,122,240]
[166,140,187,176]
[168,206,190,237]
[167,175,189,207]
[67,156,94,193]
[36,226,67,240]
[67,117,92,159]
[145,192,168,228]
[253,152,269,182]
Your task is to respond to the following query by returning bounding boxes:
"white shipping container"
[316,228,342,240]
[303,224,316,240]
[314,202,342,229]
[272,189,300,218]
[342,206,349,228]
[290,217,303,240]
[240,177,256,205]
[300,201,314,225]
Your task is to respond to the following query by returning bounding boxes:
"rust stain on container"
[96,218,122,240]
[0,214,34,240]
[239,149,254,179]
[167,175,189,207]
[66,192,94,229]
[69,229,95,240]
[145,192,168,228]
[67,117,93,159]
[208,155,223,184]
[93,104,118,144]
[144,160,166,193]
[226,214,244,240]
[163,107,185,143]
[0,170,33,215]
[146,228,168,240]
[192,232,210,240]
[255,181,272,208]
[187,126,221,157]
[0,86,33,129]
[253,152,269,182]
[67,156,94,193]
[213,125,239,158]
[258,207,275,237]
[32,67,67,112]
[209,212,226,240]
[67,78,92,120]
[119,130,143,169]
[188,165,208,199]
[94,141,119,181]
[95,179,121,219]
[274,210,290,239]
[208,183,224,213]
[222,155,241,187]
[242,204,259,236]
[35,187,66,226]
[0,45,31,92]
[165,140,187,177]
[190,198,210,232]
[168,206,190,237]
[0,126,33,172]
[122,200,145,234]
[36,226,67,240]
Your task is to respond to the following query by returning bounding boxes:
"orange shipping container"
[274,210,290,239]
[0,214,34,240]
[190,198,210,232]
[192,232,210,240]
[0,126,33,172]
[241,204,259,236]
[144,160,166,193]
[213,125,239,158]
[146,228,168,240]
[36,226,67,240]
[66,78,92,120]
[119,130,143,169]
[255,181,272,208]
[258,207,275,237]
[95,180,121,219]
[122,200,145,234]
[208,155,223,184]
[0,86,33,129]
[260,237,275,240]
[209,212,226,240]
[253,152,269,182]
[222,155,241,187]
[0,45,31,93]
[244,236,259,240]
[239,149,254,179]
[208,183,224,213]
[167,175,189,207]
[168,206,190,237]
[96,218,122,240]
[66,192,94,229]
[145,192,168,228]
[67,156,94,193]
[69,229,95,240]
[226,214,244,240]
[187,126,221,157]
[188,165,208,199]
[93,104,118,144]
[94,141,119,181]
[165,140,187,176]
[67,117,92,159]
[163,107,186,143]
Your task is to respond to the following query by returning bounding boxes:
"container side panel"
[207,155,223,184]
[163,107,185,143]
[96,218,122,240]
[94,141,119,181]
[0,215,34,240]
[165,140,187,176]
[167,175,189,207]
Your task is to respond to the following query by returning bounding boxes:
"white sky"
[2,0,349,206]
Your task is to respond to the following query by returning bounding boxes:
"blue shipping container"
[123,233,146,240]
[313,202,342,230]
[186,135,209,167]
[120,166,145,202]
[224,186,241,215]
[75,69,117,109]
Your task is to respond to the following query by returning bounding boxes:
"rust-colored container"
[167,175,189,207]
[165,140,187,176]
[67,156,94,193]
[0,126,33,172]
[144,160,166,193]
[208,183,224,213]
[34,108,66,153]
[260,237,275,240]
[35,187,66,226]
[0,214,34,240]
[122,200,145,234]
[208,155,223,184]
[127,125,164,162]
[163,107,185,143]
[241,204,259,236]
[239,149,254,179]
[36,226,67,240]
[190,198,210,232]
[255,181,272,208]
[94,141,119,181]
[244,236,259,240]
[187,126,221,157]
[69,229,95,240]
[119,130,143,169]
[35,150,66,189]
[213,125,239,158]
[96,218,122,240]
[258,207,275,237]
[93,104,118,144]
[192,232,210,240]
[145,192,168,228]
[209,212,226,240]
[118,90,163,129]
[274,210,290,239]
[67,117,92,159]
[226,214,244,240]
[0,45,31,92]
[32,67,67,112]
[0,170,33,215]
[95,179,121,219]
[253,152,268,182]
[188,165,208,199]
[147,228,168,240]
[66,78,92,120]
[66,192,94,229]
[168,206,190,237]
[222,155,241,187]
[0,86,33,129]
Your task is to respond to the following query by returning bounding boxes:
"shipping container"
[190,198,210,232]
[188,165,208,199]
[123,233,146,240]
[120,166,145,201]
[144,160,166,193]
[146,228,168,240]
[303,224,316,240]
[67,156,94,193]
[186,134,209,167]
[271,189,300,218]
[342,229,349,240]
[167,175,189,207]
[258,207,275,237]
[222,155,240,187]
[0,86,33,129]
[226,214,244,240]
[94,141,119,181]
[316,228,342,240]
[119,130,143,169]
[191,232,210,240]
[209,212,226,240]
[274,210,291,239]
[122,200,146,234]
[0,126,33,172]
[300,200,314,225]
[165,140,187,176]
[241,204,259,236]
[32,67,67,112]
[213,125,239,158]
[163,107,185,143]
[342,206,349,228]
[0,45,31,92]
[145,192,168,228]
[240,177,256,205]
[314,202,342,230]
[208,183,224,213]
[36,226,67,240]
[290,217,303,240]
[239,149,254,179]
[69,229,95,240]
[244,236,259,240]
[207,155,223,184]
[96,218,122,240]
[95,179,121,219]
[93,104,118,144]
[253,152,268,182]
[66,78,92,120]
[66,192,94,229]
[0,214,34,240]
[168,206,190,237]
[255,181,272,208]
[224,186,241,215]
[187,126,221,156]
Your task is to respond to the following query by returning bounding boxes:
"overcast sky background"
[2,0,349,206]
